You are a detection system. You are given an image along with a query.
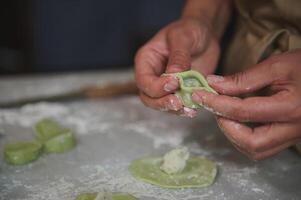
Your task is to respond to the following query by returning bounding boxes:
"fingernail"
[207,75,225,84]
[164,77,179,92]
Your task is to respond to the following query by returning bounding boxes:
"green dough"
[44,130,76,153]
[112,192,138,200]
[165,70,217,109]
[35,118,65,142]
[35,118,76,153]
[75,192,138,200]
[4,141,43,165]
[129,156,217,189]
[75,193,97,200]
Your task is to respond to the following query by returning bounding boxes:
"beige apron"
[224,0,301,154]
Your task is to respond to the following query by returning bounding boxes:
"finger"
[136,73,180,98]
[166,33,192,73]
[247,138,301,160]
[191,39,220,76]
[139,92,198,118]
[231,139,300,160]
[165,23,209,73]
[135,46,180,98]
[139,92,183,111]
[206,58,289,95]
[192,90,298,122]
[216,117,301,154]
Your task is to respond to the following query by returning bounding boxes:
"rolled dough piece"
[44,129,76,153]
[4,141,43,165]
[35,118,76,153]
[129,156,217,189]
[164,70,217,109]
[75,192,138,200]
[35,118,64,142]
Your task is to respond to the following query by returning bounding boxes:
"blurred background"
[0,0,185,74]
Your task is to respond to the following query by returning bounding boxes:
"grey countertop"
[0,70,300,200]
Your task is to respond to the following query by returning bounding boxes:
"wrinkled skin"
[192,50,301,160]
[135,17,220,117]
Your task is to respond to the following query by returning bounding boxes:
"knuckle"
[134,47,146,64]
[238,104,252,122]
[167,20,209,52]
[293,106,301,121]
[139,93,158,109]
[168,20,200,39]
[230,71,248,88]
[134,75,147,92]
[244,138,259,153]
[170,50,190,65]
[265,55,290,79]
[230,103,251,122]
[139,93,148,107]
[147,90,158,98]
[288,104,301,121]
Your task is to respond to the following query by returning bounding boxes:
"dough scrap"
[75,192,137,200]
[4,141,43,165]
[164,70,217,109]
[160,147,190,174]
[129,156,217,189]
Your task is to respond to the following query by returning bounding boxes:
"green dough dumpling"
[43,130,76,153]
[35,118,65,142]
[129,156,217,189]
[4,141,43,165]
[75,192,138,200]
[165,70,217,109]
[35,118,76,153]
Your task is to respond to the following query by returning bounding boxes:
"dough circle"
[129,156,217,189]
[4,141,43,165]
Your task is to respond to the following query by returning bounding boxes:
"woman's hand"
[135,17,220,117]
[192,50,301,160]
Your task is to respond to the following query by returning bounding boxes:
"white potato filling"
[160,147,190,175]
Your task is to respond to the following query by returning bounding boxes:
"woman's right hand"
[134,17,221,117]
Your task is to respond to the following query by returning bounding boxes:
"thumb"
[165,30,193,73]
[207,61,282,95]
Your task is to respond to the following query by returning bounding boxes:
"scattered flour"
[0,97,296,200]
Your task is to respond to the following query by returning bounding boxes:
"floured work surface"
[0,72,300,200]
[0,98,300,200]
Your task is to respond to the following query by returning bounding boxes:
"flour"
[0,97,298,200]
[0,103,69,127]
[0,160,270,200]
[0,99,191,149]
